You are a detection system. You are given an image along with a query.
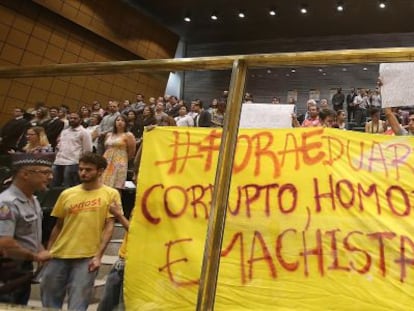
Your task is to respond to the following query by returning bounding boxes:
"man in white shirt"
[52,112,92,187]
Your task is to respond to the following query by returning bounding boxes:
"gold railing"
[1,47,414,78]
[1,47,413,311]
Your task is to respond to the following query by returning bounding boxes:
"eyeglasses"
[24,169,53,176]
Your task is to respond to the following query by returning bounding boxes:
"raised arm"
[291,114,301,128]
[384,107,404,135]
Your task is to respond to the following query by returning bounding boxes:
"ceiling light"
[342,68,347,71]
[322,72,327,76]
[184,15,191,22]
[336,2,344,12]
[291,68,296,73]
[300,5,308,14]
[211,12,218,20]
[269,9,276,16]
[238,11,246,18]
[318,68,323,72]
[379,1,386,9]
[363,67,368,71]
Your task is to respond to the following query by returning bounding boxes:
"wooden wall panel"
[0,0,177,124]
[33,0,178,60]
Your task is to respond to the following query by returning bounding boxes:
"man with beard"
[40,152,120,311]
[52,112,92,187]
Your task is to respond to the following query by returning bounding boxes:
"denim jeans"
[52,164,79,187]
[97,258,125,311]
[40,258,98,311]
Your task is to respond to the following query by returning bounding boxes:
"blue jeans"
[97,258,125,311]
[52,164,79,187]
[40,258,98,311]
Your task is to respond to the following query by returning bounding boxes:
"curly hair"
[79,152,108,170]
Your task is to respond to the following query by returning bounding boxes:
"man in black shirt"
[346,88,357,122]
[43,107,64,151]
[0,107,30,154]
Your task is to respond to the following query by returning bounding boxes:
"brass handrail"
[0,47,414,78]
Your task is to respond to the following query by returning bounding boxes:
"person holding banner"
[385,107,414,136]
[292,100,321,127]
[97,202,129,311]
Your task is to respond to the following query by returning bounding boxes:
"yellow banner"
[125,127,414,310]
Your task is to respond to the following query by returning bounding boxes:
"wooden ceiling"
[128,0,414,44]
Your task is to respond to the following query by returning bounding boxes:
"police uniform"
[0,153,54,305]
[0,185,43,254]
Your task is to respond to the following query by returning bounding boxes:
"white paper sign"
[380,62,414,108]
[239,103,295,129]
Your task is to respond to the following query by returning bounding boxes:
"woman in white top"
[174,106,194,127]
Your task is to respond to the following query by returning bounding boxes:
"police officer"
[0,153,54,305]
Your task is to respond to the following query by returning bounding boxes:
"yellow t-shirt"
[118,233,128,259]
[118,209,133,259]
[50,184,121,258]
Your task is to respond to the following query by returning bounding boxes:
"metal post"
[196,59,248,311]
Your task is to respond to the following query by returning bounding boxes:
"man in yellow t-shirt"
[40,152,122,311]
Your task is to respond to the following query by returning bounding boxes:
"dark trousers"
[0,282,31,305]
[51,164,80,187]
[97,258,125,311]
[347,106,355,122]
[0,261,33,305]
[354,108,367,126]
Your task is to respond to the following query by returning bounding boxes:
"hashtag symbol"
[155,130,204,174]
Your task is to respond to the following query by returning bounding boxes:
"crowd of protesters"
[0,85,413,310]
[1,87,414,183]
